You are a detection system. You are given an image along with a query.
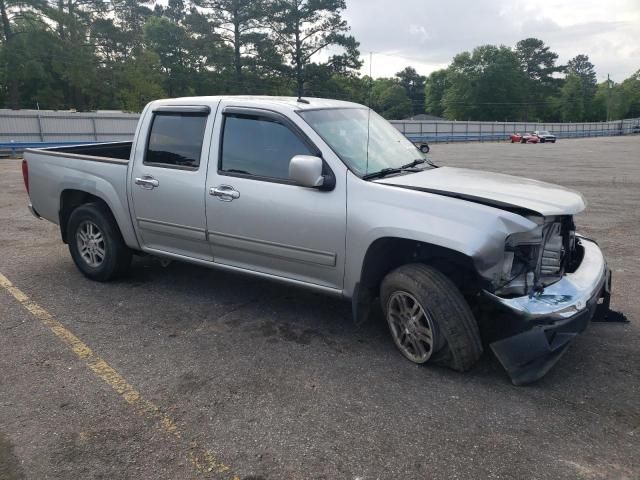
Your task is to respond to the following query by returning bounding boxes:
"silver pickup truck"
[22,96,611,384]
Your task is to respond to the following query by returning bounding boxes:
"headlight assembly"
[497,217,573,296]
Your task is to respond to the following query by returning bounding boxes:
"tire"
[520,138,526,144]
[380,263,482,372]
[540,138,546,143]
[510,138,515,143]
[419,144,430,154]
[67,203,132,281]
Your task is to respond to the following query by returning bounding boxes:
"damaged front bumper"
[483,237,611,385]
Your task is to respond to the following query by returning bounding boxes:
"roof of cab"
[151,95,364,111]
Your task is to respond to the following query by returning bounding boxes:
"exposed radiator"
[540,222,564,276]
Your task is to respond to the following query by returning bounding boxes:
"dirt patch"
[0,432,24,480]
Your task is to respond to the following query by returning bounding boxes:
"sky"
[340,0,640,82]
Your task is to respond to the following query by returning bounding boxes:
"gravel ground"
[0,136,638,480]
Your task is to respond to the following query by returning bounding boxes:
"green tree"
[3,19,66,109]
[560,74,584,121]
[620,69,640,118]
[591,77,633,121]
[192,0,266,88]
[566,54,597,120]
[117,50,166,111]
[265,0,361,97]
[144,16,194,97]
[0,0,19,106]
[515,37,563,120]
[1,0,60,107]
[567,54,597,89]
[111,0,155,53]
[0,0,10,41]
[329,73,368,103]
[516,38,562,83]
[370,78,411,119]
[395,66,426,115]
[443,45,527,121]
[241,31,288,90]
[26,0,111,109]
[424,69,448,117]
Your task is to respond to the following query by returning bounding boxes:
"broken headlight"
[497,216,575,296]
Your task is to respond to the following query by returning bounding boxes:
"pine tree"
[264,0,360,97]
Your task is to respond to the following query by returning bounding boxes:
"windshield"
[539,130,551,135]
[299,108,426,176]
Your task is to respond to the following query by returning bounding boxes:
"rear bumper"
[28,203,41,219]
[483,238,610,385]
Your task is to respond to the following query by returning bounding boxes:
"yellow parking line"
[0,272,239,479]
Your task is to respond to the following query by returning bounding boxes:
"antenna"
[606,73,611,122]
[367,52,373,108]
[365,52,373,175]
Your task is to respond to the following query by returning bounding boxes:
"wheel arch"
[351,236,487,325]
[59,189,137,249]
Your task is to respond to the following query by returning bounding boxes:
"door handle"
[210,185,240,201]
[135,175,159,189]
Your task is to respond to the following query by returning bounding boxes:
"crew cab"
[22,96,611,385]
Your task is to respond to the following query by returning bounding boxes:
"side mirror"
[289,155,326,188]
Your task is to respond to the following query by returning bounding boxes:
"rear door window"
[145,113,207,169]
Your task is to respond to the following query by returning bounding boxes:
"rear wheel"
[67,203,131,281]
[381,264,482,372]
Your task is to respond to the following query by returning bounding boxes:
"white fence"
[0,109,139,143]
[390,118,640,143]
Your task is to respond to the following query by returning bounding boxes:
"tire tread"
[381,263,482,372]
[67,202,131,281]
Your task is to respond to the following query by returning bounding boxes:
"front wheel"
[381,264,482,371]
[67,203,132,281]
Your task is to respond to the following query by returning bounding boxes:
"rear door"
[130,104,217,260]
[204,103,347,289]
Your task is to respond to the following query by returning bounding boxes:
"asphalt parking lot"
[1,136,639,480]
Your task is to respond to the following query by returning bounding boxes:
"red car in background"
[510,132,539,143]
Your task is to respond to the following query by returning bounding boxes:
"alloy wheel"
[386,291,437,363]
[76,220,106,268]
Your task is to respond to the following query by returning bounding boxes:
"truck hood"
[376,166,586,217]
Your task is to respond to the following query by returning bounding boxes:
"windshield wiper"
[363,158,434,180]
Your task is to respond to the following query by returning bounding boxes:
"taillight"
[21,159,29,194]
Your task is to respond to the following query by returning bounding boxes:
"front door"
[130,104,217,261]
[205,104,346,289]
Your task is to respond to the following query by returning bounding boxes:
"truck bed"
[38,141,133,162]
[24,141,138,248]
